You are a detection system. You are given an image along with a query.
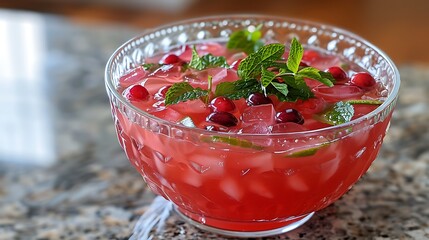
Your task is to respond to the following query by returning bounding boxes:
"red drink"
[105,16,400,237]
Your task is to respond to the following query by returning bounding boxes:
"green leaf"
[238,43,285,79]
[280,75,313,101]
[201,135,264,150]
[261,67,276,87]
[165,82,209,105]
[227,25,263,54]
[215,78,262,100]
[189,46,228,70]
[317,101,354,125]
[297,67,335,87]
[271,82,288,98]
[287,38,304,73]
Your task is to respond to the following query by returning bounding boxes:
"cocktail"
[105,15,400,237]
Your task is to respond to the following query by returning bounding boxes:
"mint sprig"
[227,25,264,54]
[189,46,228,70]
[164,82,209,105]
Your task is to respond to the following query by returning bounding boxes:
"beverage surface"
[117,28,386,134]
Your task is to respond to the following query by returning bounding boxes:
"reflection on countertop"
[0,9,428,240]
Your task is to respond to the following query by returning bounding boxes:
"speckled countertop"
[0,9,428,240]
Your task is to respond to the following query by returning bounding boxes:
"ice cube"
[249,180,274,199]
[271,122,307,133]
[188,153,224,176]
[313,85,364,102]
[149,63,184,80]
[151,108,185,123]
[119,66,147,88]
[308,54,341,71]
[241,104,276,125]
[240,122,272,134]
[219,177,244,201]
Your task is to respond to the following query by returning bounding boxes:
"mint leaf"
[261,67,276,87]
[238,43,285,79]
[287,38,304,73]
[297,67,335,87]
[281,75,313,101]
[270,81,289,98]
[201,135,264,150]
[215,78,261,100]
[189,47,228,70]
[227,25,263,54]
[165,82,209,105]
[317,101,354,125]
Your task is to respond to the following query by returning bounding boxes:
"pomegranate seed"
[155,85,171,100]
[275,109,304,124]
[350,72,376,89]
[206,112,238,127]
[162,54,180,64]
[246,93,273,106]
[230,59,242,71]
[209,96,236,112]
[126,85,149,101]
[326,66,348,81]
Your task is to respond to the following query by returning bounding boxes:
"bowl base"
[174,206,314,238]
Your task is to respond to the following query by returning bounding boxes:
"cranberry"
[350,72,376,89]
[275,109,304,124]
[230,59,242,71]
[126,85,149,101]
[209,96,236,113]
[155,85,171,100]
[162,54,180,64]
[326,66,348,81]
[206,112,238,127]
[246,93,273,106]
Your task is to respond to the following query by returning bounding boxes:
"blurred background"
[0,0,428,65]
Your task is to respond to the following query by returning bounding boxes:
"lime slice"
[284,143,330,158]
[346,99,383,105]
[201,135,264,150]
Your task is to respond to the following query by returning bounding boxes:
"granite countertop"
[0,9,428,240]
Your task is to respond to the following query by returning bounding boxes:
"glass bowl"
[105,15,400,237]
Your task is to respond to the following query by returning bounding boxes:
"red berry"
[209,96,236,112]
[275,109,304,124]
[350,72,376,89]
[126,85,149,101]
[326,66,348,81]
[162,54,180,64]
[206,112,238,127]
[230,59,242,71]
[246,93,273,106]
[155,85,171,100]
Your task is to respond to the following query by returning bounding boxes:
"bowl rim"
[105,14,400,137]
